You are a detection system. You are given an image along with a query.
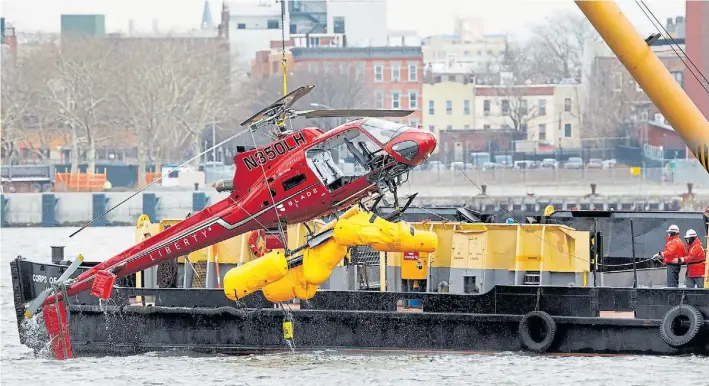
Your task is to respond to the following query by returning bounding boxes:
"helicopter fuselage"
[41,118,436,307]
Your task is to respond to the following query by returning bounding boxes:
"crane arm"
[575,1,709,171]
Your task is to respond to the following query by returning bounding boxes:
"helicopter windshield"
[360,118,409,145]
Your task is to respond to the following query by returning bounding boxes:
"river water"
[1,227,707,385]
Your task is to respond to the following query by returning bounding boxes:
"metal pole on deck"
[592,219,598,287]
[212,117,216,163]
[631,219,638,288]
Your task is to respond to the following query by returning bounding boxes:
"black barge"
[10,257,709,356]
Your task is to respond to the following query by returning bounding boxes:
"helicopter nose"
[416,132,437,162]
[391,132,437,165]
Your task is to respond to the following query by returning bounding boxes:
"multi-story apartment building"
[422,71,476,138]
[289,46,424,127]
[474,83,582,149]
[421,18,507,76]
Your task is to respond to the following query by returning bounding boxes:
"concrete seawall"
[1,184,707,227]
[0,191,231,228]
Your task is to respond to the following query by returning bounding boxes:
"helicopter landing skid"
[363,187,418,223]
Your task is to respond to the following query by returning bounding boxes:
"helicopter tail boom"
[37,196,260,311]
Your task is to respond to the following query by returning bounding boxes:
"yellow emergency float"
[222,206,439,303]
[223,249,289,300]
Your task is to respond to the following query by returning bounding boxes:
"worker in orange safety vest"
[680,229,705,288]
[653,224,686,288]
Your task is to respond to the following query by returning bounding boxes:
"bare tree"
[43,36,115,174]
[490,86,540,133]
[173,39,231,167]
[528,10,599,81]
[582,58,648,144]
[499,40,537,84]
[1,41,62,164]
[110,38,197,186]
[1,51,31,163]
[483,43,540,133]
[241,62,369,134]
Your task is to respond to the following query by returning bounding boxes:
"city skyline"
[1,0,686,39]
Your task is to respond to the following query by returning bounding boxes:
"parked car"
[494,155,514,168]
[514,160,537,169]
[587,158,604,169]
[601,159,617,169]
[482,161,497,170]
[564,157,584,169]
[540,158,559,169]
[450,161,475,171]
[424,160,445,170]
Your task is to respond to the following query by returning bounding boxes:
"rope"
[247,129,289,250]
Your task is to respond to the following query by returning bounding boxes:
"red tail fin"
[43,301,73,360]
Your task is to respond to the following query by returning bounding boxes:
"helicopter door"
[306,149,344,191]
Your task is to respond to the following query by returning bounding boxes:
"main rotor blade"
[24,254,85,318]
[297,109,415,119]
[240,85,315,126]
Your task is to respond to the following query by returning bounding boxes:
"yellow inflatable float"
[223,206,439,303]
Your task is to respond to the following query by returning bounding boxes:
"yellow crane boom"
[576,0,709,289]
[575,1,709,170]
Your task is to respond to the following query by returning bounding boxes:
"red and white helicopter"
[26,84,437,317]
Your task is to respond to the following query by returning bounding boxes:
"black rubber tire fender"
[660,304,704,348]
[518,310,557,353]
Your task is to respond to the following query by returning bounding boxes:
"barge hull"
[11,258,709,356]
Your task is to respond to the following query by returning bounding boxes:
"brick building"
[685,1,709,120]
[437,129,522,162]
[289,46,424,127]
[637,119,687,151]
[584,41,685,124]
[250,34,345,78]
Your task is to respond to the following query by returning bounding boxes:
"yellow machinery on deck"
[382,221,589,294]
[133,207,592,298]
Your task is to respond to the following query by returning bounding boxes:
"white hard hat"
[667,224,679,233]
[685,229,697,238]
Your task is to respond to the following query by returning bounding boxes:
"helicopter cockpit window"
[360,118,409,145]
[305,128,383,191]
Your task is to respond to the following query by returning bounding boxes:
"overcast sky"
[1,0,686,38]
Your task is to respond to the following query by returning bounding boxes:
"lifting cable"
[635,0,709,96]
[242,0,291,251]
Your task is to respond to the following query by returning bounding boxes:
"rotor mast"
[575,1,709,172]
